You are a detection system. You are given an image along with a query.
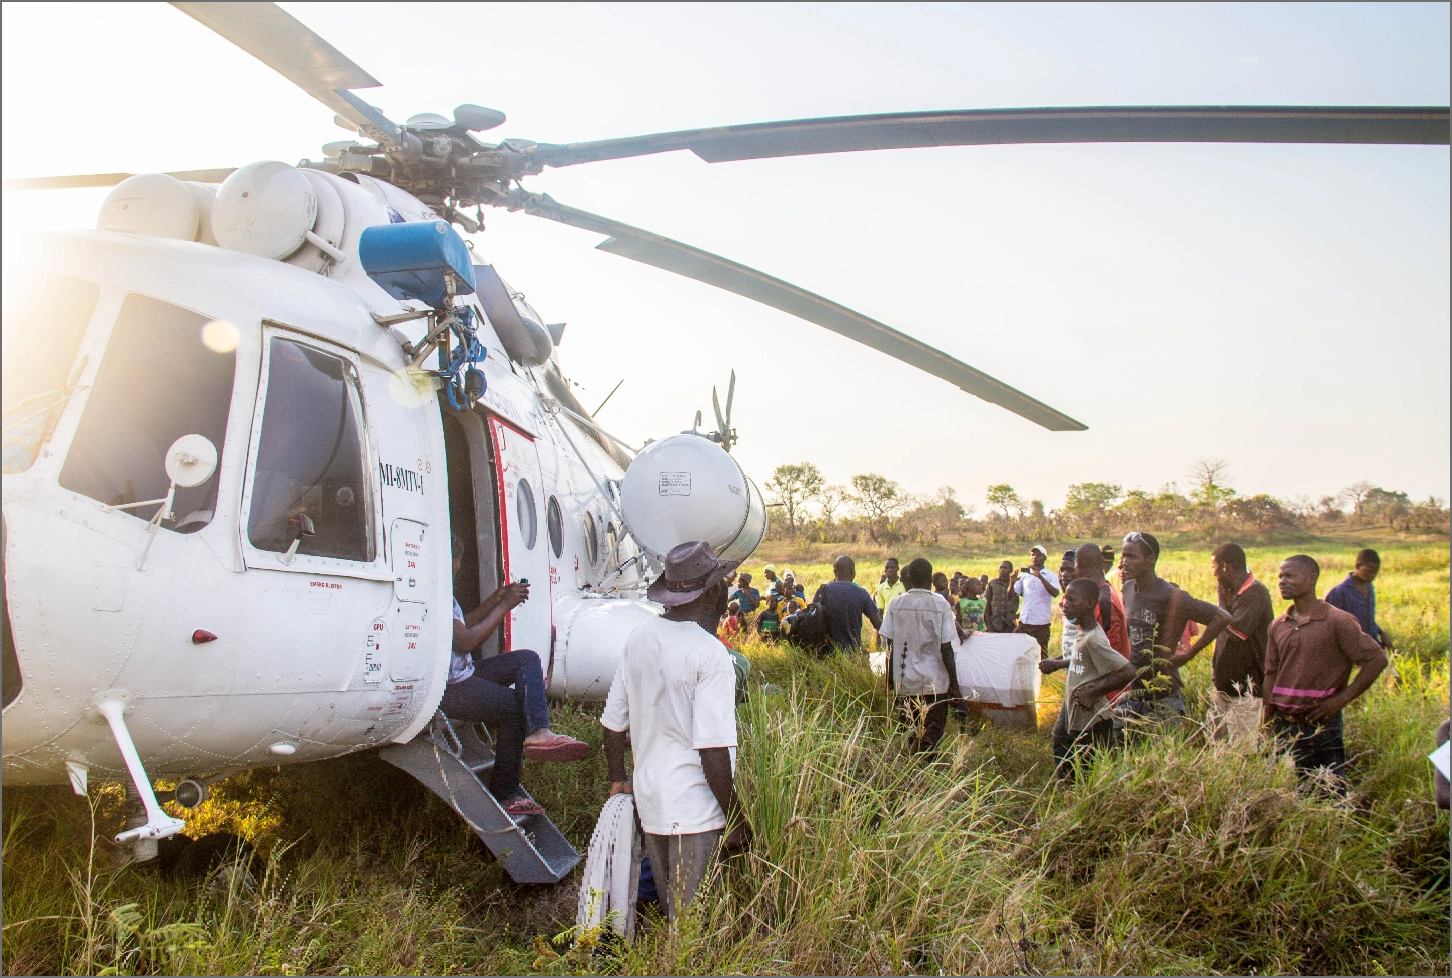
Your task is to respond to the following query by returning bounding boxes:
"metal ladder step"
[380,711,580,884]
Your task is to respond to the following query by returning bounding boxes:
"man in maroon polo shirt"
[1263,554,1387,792]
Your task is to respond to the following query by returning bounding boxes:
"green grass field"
[3,536,1448,975]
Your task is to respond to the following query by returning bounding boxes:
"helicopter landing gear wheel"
[170,833,259,894]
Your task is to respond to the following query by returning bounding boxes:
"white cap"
[1031,545,1047,557]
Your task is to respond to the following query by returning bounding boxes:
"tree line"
[762,458,1451,545]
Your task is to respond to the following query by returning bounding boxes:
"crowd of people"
[445,531,1417,925]
[713,538,1395,794]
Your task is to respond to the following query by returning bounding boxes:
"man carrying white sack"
[601,541,753,922]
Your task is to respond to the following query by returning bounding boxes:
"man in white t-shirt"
[1013,545,1061,659]
[602,541,751,921]
[879,557,960,753]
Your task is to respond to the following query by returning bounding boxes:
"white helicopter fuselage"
[0,170,700,791]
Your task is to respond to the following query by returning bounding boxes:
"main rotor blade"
[170,2,401,146]
[3,168,238,192]
[535,105,1450,168]
[513,191,1085,431]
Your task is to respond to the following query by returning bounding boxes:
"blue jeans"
[1051,710,1114,782]
[474,649,549,734]
[1273,712,1347,794]
[439,649,548,801]
[1112,692,1186,744]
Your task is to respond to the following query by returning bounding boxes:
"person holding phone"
[1012,546,1060,658]
[445,536,588,818]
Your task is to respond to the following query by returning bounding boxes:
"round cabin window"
[605,522,619,566]
[546,496,563,558]
[583,514,600,567]
[516,478,538,550]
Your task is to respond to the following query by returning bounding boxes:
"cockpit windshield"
[2,272,99,474]
[58,294,237,533]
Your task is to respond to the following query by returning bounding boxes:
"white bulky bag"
[577,792,642,939]
[952,632,1042,708]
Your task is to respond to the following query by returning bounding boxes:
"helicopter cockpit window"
[2,272,99,474]
[247,338,373,561]
[546,496,563,558]
[59,294,234,532]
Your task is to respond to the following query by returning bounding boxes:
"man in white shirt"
[1013,545,1061,659]
[602,541,751,921]
[879,557,961,752]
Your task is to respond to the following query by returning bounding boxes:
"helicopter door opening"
[484,416,551,656]
[441,406,502,658]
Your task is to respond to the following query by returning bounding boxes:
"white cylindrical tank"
[212,160,317,260]
[549,595,660,700]
[619,434,766,562]
[285,169,347,273]
[96,173,200,240]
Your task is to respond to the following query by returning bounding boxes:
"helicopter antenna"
[591,378,624,417]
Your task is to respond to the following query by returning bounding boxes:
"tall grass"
[594,639,1446,975]
[3,541,1447,975]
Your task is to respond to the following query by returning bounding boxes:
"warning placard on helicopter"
[659,472,692,496]
[362,621,386,684]
[382,683,415,720]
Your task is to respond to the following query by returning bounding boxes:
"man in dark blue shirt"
[812,555,882,652]
[1324,548,1392,649]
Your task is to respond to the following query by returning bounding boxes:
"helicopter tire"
[152,832,194,872]
[172,832,258,891]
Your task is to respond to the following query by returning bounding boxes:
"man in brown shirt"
[1263,554,1387,792]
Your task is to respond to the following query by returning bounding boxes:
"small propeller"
[708,370,738,452]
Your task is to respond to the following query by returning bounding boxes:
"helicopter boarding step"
[380,712,580,884]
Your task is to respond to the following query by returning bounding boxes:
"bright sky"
[3,2,1448,512]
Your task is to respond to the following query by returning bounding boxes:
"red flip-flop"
[501,795,545,818]
[523,734,590,762]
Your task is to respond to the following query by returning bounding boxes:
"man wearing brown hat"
[601,541,752,921]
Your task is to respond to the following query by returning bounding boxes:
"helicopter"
[2,1,1446,883]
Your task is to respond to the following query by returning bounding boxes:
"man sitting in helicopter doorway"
[445,535,588,818]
